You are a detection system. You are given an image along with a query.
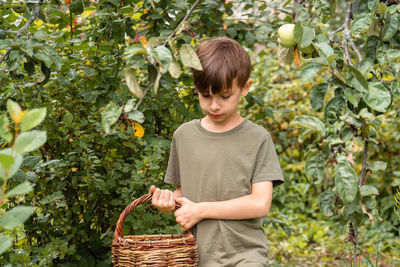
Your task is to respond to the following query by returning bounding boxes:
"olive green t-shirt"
[165,118,284,267]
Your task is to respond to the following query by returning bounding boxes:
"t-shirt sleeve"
[251,134,284,187]
[164,136,181,186]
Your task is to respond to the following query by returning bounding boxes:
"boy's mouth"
[210,113,222,118]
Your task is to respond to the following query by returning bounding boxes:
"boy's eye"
[201,94,210,98]
[221,95,231,99]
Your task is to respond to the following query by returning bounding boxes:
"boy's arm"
[174,181,273,231]
[150,185,182,212]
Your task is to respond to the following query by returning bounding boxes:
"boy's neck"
[200,113,244,133]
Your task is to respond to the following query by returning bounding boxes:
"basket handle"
[113,192,188,242]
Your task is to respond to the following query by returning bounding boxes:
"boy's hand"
[150,185,175,213]
[174,197,202,232]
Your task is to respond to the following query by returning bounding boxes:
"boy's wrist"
[197,202,209,220]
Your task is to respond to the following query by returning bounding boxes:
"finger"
[152,188,161,205]
[163,190,170,205]
[168,192,175,209]
[159,190,166,206]
[149,185,156,194]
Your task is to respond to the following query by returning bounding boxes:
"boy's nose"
[210,99,221,111]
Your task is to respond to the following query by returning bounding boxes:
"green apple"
[277,24,296,48]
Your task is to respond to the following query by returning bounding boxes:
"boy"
[151,37,284,266]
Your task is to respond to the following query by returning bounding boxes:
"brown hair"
[192,37,251,94]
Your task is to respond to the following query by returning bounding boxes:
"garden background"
[0,0,399,266]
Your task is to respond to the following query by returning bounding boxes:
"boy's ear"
[241,80,252,96]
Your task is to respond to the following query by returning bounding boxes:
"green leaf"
[300,27,315,48]
[299,64,322,82]
[318,190,335,216]
[148,37,162,47]
[34,51,52,68]
[348,65,368,93]
[20,108,47,132]
[358,108,375,120]
[125,69,143,98]
[0,149,22,178]
[392,81,400,99]
[22,156,41,167]
[42,44,62,71]
[7,99,21,122]
[359,58,374,74]
[152,46,172,74]
[363,82,391,112]
[344,87,361,108]
[298,128,314,143]
[179,44,202,71]
[386,49,400,61]
[0,114,12,143]
[8,50,23,72]
[313,40,334,57]
[125,44,148,57]
[101,103,122,135]
[327,54,338,66]
[290,115,325,136]
[302,57,328,68]
[245,31,256,45]
[324,96,346,124]
[14,131,47,155]
[343,196,362,216]
[335,158,358,204]
[0,154,14,170]
[310,82,328,111]
[368,161,387,171]
[305,151,325,184]
[377,2,387,15]
[127,110,145,123]
[0,234,12,255]
[0,206,36,229]
[360,185,379,196]
[351,13,373,34]
[367,0,377,11]
[82,66,98,77]
[366,36,380,60]
[5,181,33,198]
[381,13,399,41]
[293,23,303,44]
[123,99,136,113]
[277,46,293,66]
[0,39,12,50]
[168,61,181,79]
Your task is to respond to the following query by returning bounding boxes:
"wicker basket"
[112,192,198,266]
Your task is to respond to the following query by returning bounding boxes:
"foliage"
[0,0,399,266]
[270,1,400,264]
[0,100,47,256]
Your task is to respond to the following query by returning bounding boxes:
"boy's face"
[198,78,251,125]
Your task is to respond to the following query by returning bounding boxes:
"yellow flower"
[132,122,144,138]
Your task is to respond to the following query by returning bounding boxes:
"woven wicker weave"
[112,193,198,266]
